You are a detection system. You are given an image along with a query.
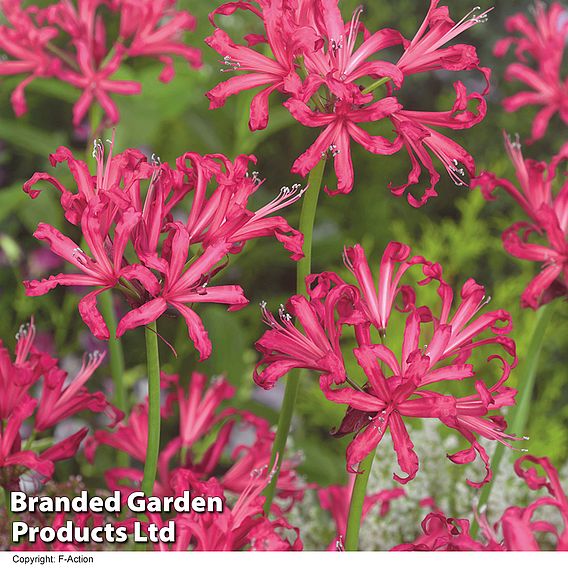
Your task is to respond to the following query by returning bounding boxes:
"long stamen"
[431,6,493,53]
[251,183,306,219]
[346,6,364,56]
[220,55,241,72]
[58,350,105,405]
[15,319,36,365]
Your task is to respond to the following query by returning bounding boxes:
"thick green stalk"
[141,321,161,497]
[263,158,326,514]
[362,76,391,95]
[472,303,553,535]
[344,451,375,551]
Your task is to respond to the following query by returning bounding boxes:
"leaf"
[0,117,66,157]
[199,305,249,388]
[0,182,27,223]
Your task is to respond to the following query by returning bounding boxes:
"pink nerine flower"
[389,82,486,207]
[0,319,118,491]
[343,242,426,334]
[205,0,490,204]
[319,480,404,550]
[396,3,492,76]
[0,0,201,126]
[285,96,403,195]
[24,142,303,357]
[206,1,304,131]
[255,243,518,485]
[0,1,61,116]
[172,470,302,551]
[474,135,568,309]
[254,272,358,389]
[494,1,568,143]
[34,350,121,431]
[0,398,54,488]
[394,454,568,551]
[93,372,305,508]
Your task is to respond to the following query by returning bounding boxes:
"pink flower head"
[55,42,141,127]
[24,141,303,357]
[97,372,306,511]
[285,95,403,195]
[0,1,61,116]
[218,413,306,508]
[255,242,518,486]
[34,350,122,431]
[87,402,148,464]
[0,397,54,489]
[205,1,490,205]
[167,371,235,450]
[343,242,427,334]
[0,0,201,126]
[389,81,486,207]
[474,136,568,309]
[0,319,54,420]
[205,0,306,131]
[395,454,568,551]
[0,319,121,491]
[494,2,568,143]
[173,467,302,551]
[326,274,516,484]
[396,2,492,77]
[118,0,202,82]
[392,512,492,551]
[254,271,362,389]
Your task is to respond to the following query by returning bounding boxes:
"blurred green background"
[0,0,566,496]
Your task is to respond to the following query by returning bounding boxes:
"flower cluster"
[0,0,201,127]
[474,134,568,309]
[255,242,519,485]
[18,371,304,551]
[23,139,304,359]
[494,2,568,144]
[395,454,568,551]
[0,319,120,492]
[205,0,490,205]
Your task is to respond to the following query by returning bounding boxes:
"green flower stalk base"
[263,158,326,514]
[344,451,375,550]
[141,321,161,497]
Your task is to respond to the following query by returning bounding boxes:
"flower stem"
[263,158,326,514]
[472,303,553,536]
[344,450,375,551]
[141,321,161,497]
[99,290,128,468]
[362,76,391,95]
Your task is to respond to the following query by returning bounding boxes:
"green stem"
[472,303,553,536]
[99,291,129,468]
[362,76,391,95]
[510,304,553,435]
[46,43,81,72]
[344,451,375,551]
[141,321,161,497]
[263,158,326,514]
